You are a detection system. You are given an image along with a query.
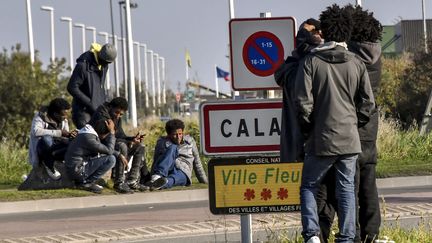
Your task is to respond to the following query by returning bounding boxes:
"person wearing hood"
[274,18,322,163]
[29,98,76,180]
[317,5,383,243]
[65,119,119,193]
[295,4,375,243]
[89,97,150,194]
[67,43,117,129]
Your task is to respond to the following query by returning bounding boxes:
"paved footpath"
[0,176,431,243]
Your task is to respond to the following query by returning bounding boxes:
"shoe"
[78,183,103,194]
[151,174,161,182]
[114,182,134,194]
[306,236,321,243]
[150,177,168,191]
[43,164,61,180]
[95,178,108,188]
[128,182,150,192]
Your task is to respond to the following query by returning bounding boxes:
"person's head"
[93,119,110,139]
[47,98,71,123]
[319,4,353,43]
[343,4,383,42]
[165,119,185,144]
[98,43,117,65]
[108,97,128,120]
[295,18,323,57]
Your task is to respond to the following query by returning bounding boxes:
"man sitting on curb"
[89,97,150,194]
[29,98,77,180]
[148,119,208,190]
[65,119,123,193]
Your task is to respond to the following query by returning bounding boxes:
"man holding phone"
[89,97,150,193]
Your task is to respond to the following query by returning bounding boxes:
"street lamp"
[159,56,166,104]
[140,44,149,109]
[154,52,161,107]
[86,26,97,43]
[74,23,86,52]
[40,6,55,62]
[147,49,156,113]
[60,17,74,73]
[25,0,35,64]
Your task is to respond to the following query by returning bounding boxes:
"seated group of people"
[29,97,208,194]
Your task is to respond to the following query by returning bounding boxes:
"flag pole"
[185,49,189,82]
[215,65,219,98]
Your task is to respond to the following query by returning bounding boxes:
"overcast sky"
[1,0,429,95]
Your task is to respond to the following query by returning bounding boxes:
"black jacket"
[348,41,382,141]
[67,51,108,116]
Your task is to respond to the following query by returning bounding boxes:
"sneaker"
[43,164,61,180]
[128,182,150,192]
[95,178,108,188]
[151,174,161,182]
[150,177,168,191]
[78,183,103,194]
[306,236,321,243]
[114,182,134,194]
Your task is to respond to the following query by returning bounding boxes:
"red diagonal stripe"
[250,41,275,66]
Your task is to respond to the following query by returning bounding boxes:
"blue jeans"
[301,153,357,243]
[153,144,188,188]
[83,155,116,184]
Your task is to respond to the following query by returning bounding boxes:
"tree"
[0,44,69,146]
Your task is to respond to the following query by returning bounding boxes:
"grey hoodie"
[295,43,375,156]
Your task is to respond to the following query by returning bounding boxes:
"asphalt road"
[0,185,431,241]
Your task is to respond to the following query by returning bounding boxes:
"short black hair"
[93,119,109,135]
[109,97,128,111]
[344,4,383,42]
[47,98,71,116]
[165,119,185,134]
[320,4,353,42]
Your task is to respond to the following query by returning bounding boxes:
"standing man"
[295,4,375,243]
[318,5,383,243]
[148,119,208,190]
[29,98,76,180]
[68,43,117,129]
[89,97,150,193]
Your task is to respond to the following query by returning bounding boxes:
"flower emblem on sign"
[244,188,255,201]
[261,188,272,201]
[277,188,288,200]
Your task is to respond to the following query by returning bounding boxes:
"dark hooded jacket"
[67,49,108,117]
[348,41,382,142]
[295,43,375,156]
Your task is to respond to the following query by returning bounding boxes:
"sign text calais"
[200,100,282,156]
[208,157,302,215]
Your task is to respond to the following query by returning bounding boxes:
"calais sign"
[208,157,302,215]
[230,17,296,90]
[199,100,282,156]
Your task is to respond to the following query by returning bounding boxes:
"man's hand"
[119,154,128,170]
[132,132,145,144]
[69,129,78,138]
[61,129,70,137]
[105,119,115,134]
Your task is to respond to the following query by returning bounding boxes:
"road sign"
[208,157,302,215]
[230,17,296,91]
[199,99,282,156]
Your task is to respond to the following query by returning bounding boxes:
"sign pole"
[241,214,252,243]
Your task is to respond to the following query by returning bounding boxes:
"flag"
[216,66,230,81]
[185,49,192,68]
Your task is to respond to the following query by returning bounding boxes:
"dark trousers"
[37,135,69,170]
[317,141,381,243]
[113,142,149,185]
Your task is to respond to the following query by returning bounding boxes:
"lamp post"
[134,42,142,110]
[74,23,86,52]
[40,6,55,63]
[99,32,112,92]
[141,44,149,109]
[147,49,156,114]
[422,0,428,53]
[356,0,362,6]
[154,53,161,107]
[118,37,128,98]
[86,26,97,43]
[159,56,166,104]
[60,17,74,73]
[112,34,120,97]
[25,0,35,64]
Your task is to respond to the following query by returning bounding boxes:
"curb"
[0,176,431,215]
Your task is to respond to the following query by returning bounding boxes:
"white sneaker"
[44,164,61,180]
[306,236,321,243]
[151,174,161,182]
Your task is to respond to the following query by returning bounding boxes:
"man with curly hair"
[317,5,383,243]
[295,4,375,243]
